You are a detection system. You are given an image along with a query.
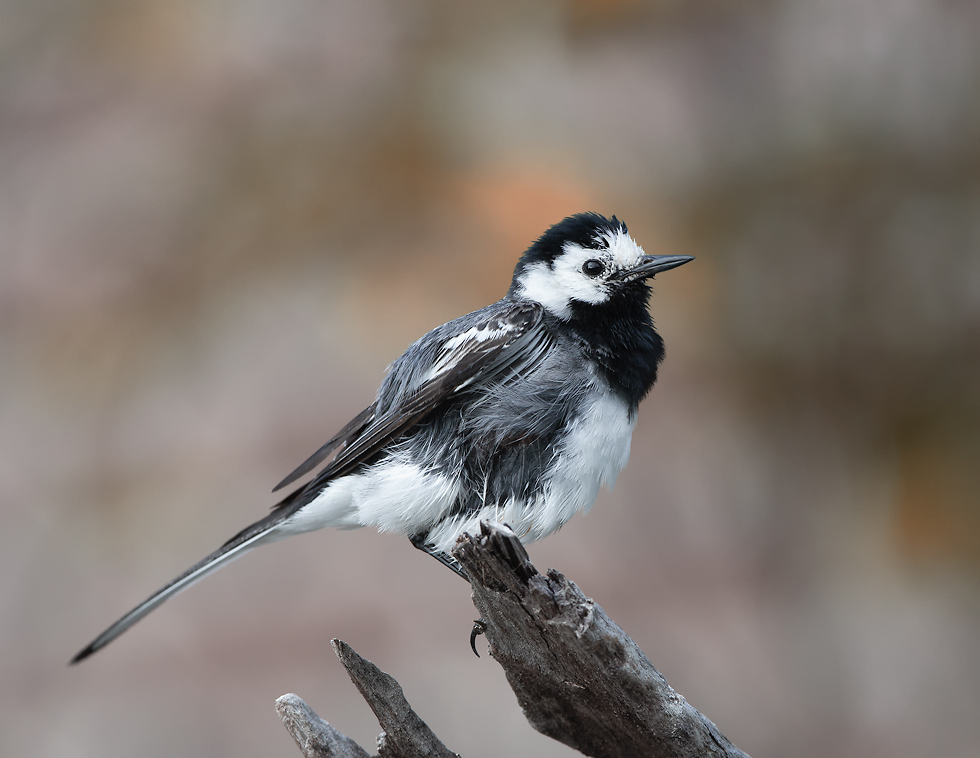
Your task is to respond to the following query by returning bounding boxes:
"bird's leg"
[408,535,469,580]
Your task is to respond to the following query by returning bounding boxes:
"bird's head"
[509,213,693,320]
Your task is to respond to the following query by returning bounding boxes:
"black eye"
[582,259,604,278]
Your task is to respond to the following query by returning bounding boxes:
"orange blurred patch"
[894,432,980,567]
[456,165,599,258]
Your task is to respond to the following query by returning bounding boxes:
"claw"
[470,619,487,657]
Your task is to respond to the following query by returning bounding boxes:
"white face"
[516,229,646,319]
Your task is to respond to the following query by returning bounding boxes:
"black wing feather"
[272,404,376,492]
[278,301,546,511]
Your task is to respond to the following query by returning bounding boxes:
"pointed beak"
[618,254,695,281]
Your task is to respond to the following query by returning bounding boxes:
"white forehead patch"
[601,229,646,269]
[517,229,646,319]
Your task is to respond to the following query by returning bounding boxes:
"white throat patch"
[516,229,646,319]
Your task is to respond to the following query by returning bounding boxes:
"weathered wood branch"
[332,639,457,758]
[276,693,371,758]
[278,521,750,758]
[453,521,750,758]
[276,641,458,758]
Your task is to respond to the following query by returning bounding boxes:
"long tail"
[70,506,294,664]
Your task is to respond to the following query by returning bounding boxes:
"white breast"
[527,390,635,540]
[424,389,636,552]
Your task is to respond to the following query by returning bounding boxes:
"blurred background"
[3,1,979,756]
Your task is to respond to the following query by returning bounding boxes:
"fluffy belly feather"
[281,391,635,555]
[423,391,635,553]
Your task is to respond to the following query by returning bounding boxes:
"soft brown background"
[3,1,979,756]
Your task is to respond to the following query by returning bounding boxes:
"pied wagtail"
[71,212,692,663]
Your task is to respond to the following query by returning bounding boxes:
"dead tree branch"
[452,521,749,758]
[276,641,459,758]
[278,521,750,758]
[276,693,371,758]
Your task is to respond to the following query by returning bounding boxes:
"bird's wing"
[287,300,547,498]
[274,302,545,494]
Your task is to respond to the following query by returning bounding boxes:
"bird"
[71,212,693,664]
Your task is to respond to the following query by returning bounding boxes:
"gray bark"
[275,641,458,758]
[277,521,750,758]
[453,521,749,758]
[276,693,372,758]
[332,639,458,758]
